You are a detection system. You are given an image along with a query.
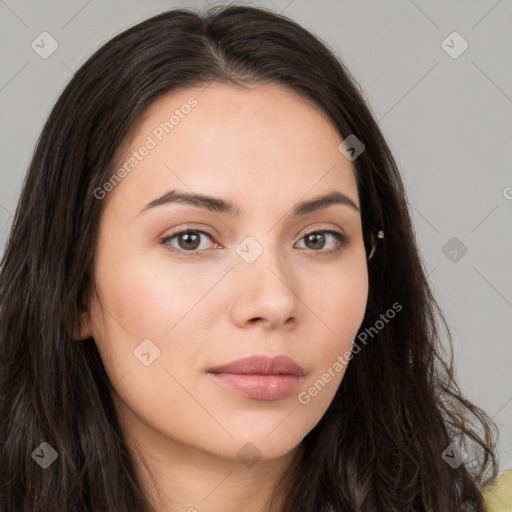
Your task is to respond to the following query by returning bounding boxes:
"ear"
[73,292,93,341]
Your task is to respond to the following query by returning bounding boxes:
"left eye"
[296,230,346,252]
[161,229,346,255]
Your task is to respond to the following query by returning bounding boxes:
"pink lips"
[208,355,305,401]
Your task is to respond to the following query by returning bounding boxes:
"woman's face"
[79,83,368,463]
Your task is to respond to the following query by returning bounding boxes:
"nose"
[228,241,300,330]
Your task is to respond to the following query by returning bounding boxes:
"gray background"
[1,0,511,472]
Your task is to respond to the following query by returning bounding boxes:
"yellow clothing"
[483,470,512,511]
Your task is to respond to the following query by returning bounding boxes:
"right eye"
[161,229,218,256]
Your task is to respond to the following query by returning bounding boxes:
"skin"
[77,83,369,512]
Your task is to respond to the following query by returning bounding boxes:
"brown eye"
[296,230,346,253]
[161,228,346,257]
[162,229,215,254]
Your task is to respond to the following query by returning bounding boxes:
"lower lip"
[209,372,304,400]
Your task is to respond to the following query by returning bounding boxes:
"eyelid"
[295,223,345,240]
[160,225,347,256]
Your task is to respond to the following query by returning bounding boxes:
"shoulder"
[482,470,512,511]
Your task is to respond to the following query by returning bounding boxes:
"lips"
[209,354,305,376]
[208,355,305,401]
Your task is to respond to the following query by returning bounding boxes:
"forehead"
[107,83,359,217]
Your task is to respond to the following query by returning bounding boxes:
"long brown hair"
[0,5,499,511]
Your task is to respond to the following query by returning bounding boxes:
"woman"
[0,5,500,511]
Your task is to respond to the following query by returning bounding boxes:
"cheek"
[309,259,369,342]
[93,247,206,337]
[89,245,223,394]
[88,253,210,430]
[298,260,368,402]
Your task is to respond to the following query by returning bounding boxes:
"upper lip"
[208,355,305,376]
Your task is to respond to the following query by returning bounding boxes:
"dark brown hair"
[0,5,499,511]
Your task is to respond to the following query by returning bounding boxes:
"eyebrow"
[138,189,360,217]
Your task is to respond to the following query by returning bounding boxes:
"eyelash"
[160,228,347,257]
